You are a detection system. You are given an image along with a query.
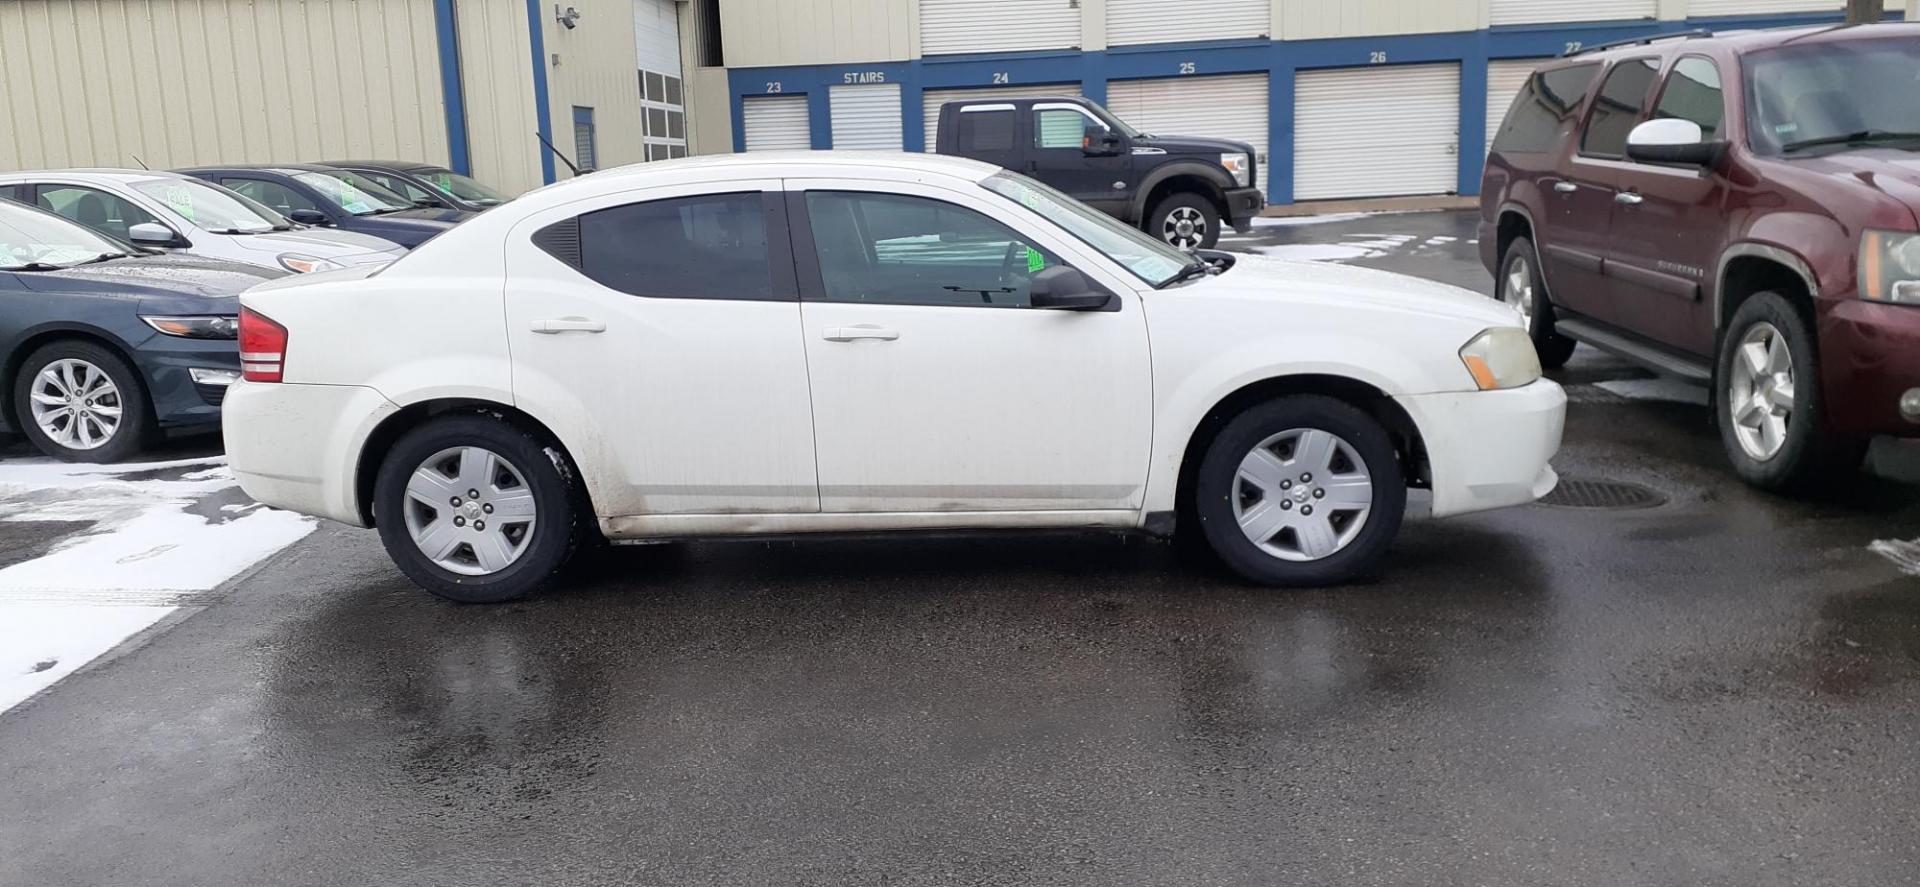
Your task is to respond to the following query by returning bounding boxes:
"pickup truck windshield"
[1745,37,1920,156]
[980,172,1191,286]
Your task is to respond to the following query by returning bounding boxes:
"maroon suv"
[1480,23,1920,492]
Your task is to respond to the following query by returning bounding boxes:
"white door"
[1487,59,1548,153]
[1106,74,1270,191]
[1294,64,1459,201]
[829,84,904,150]
[503,180,820,516]
[742,96,810,151]
[1488,0,1655,25]
[787,178,1153,513]
[923,83,1082,151]
[920,0,1080,55]
[1107,0,1268,47]
[1689,0,1839,14]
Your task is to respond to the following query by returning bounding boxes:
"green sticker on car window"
[1027,245,1045,273]
[158,185,196,221]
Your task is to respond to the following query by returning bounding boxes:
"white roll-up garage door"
[1690,0,1839,15]
[1107,0,1268,47]
[920,0,1080,55]
[1105,74,1270,193]
[1295,64,1459,201]
[742,95,811,151]
[922,84,1083,152]
[1488,0,1655,25]
[1486,59,1547,153]
[830,84,904,150]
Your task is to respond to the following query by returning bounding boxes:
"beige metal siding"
[1295,64,1460,200]
[1486,59,1548,152]
[921,0,1081,55]
[457,0,542,196]
[720,0,912,68]
[1108,0,1269,47]
[922,84,1083,151]
[0,0,446,173]
[1490,0,1658,25]
[1688,0,1841,15]
[1277,0,1480,39]
[544,0,646,177]
[1106,74,1270,191]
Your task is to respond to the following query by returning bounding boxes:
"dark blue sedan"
[1,197,281,461]
[177,164,472,249]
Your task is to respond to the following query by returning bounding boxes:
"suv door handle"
[822,325,899,342]
[531,316,606,334]
[1553,181,1578,193]
[1615,192,1644,206]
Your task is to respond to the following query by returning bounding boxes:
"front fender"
[1130,161,1235,220]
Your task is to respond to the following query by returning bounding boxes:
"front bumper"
[222,381,400,527]
[1396,380,1567,518]
[1225,186,1266,230]
[1818,299,1920,437]
[131,335,241,429]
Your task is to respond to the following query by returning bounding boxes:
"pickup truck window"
[1034,105,1103,149]
[955,106,1017,152]
[980,172,1190,287]
[1581,57,1661,157]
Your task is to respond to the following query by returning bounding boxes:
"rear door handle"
[1615,192,1644,206]
[531,316,606,334]
[822,325,899,342]
[1553,181,1578,193]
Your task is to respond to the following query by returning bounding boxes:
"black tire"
[1498,236,1577,369]
[1147,192,1221,251]
[372,414,581,603]
[1192,395,1406,586]
[10,339,152,463]
[1715,292,1867,492]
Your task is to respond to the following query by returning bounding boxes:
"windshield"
[1745,37,1920,156]
[131,178,288,233]
[292,170,412,215]
[0,198,130,270]
[416,167,509,206]
[980,172,1192,286]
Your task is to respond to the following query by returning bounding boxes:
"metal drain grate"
[1538,477,1667,510]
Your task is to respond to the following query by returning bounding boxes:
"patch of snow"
[1253,243,1383,262]
[1869,537,1920,576]
[1250,212,1373,228]
[0,605,174,712]
[1594,377,1710,406]
[1429,236,1458,244]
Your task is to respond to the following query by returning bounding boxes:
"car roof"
[0,168,199,186]
[175,163,342,175]
[318,160,441,173]
[529,151,1000,197]
[1560,20,1920,64]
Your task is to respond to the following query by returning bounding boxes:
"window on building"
[1650,56,1725,142]
[34,185,161,241]
[577,192,772,299]
[1492,62,1601,154]
[802,191,1063,308]
[573,107,598,171]
[696,0,723,67]
[640,69,688,161]
[1581,57,1661,157]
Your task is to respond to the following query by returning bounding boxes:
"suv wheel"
[1716,291,1867,492]
[11,340,151,463]
[372,415,581,603]
[1193,395,1406,586]
[1499,236,1576,368]
[1149,193,1220,251]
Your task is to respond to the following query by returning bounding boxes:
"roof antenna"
[130,154,151,170]
[534,131,584,177]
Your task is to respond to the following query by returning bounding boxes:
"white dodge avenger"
[224,153,1564,602]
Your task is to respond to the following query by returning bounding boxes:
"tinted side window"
[224,179,321,215]
[578,192,772,300]
[955,108,1015,152]
[35,186,161,240]
[1650,56,1725,142]
[803,191,1063,308]
[0,185,21,202]
[1582,58,1661,156]
[1492,63,1601,154]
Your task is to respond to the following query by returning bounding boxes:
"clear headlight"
[1219,153,1252,188]
[1859,229,1920,305]
[1458,327,1542,391]
[142,315,239,340]
[277,253,342,274]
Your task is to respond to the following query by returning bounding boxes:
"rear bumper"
[1817,299,1920,437]
[1397,380,1567,518]
[222,381,399,527]
[1225,186,1265,229]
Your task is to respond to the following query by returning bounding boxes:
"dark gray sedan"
[0,197,282,461]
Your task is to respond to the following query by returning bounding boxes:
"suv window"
[1581,57,1661,157]
[1492,63,1601,154]
[803,191,1062,307]
[1034,105,1101,150]
[1650,56,1725,142]
[224,179,322,216]
[954,107,1016,152]
[35,185,162,241]
[578,192,773,300]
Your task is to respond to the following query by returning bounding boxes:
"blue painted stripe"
[524,0,555,184]
[431,0,471,175]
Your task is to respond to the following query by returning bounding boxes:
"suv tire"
[1498,236,1577,369]
[1193,395,1406,586]
[12,340,152,463]
[373,414,582,603]
[1148,192,1221,251]
[1716,291,1867,492]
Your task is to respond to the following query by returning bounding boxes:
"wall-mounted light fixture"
[555,4,581,29]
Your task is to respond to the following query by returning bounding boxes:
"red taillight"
[238,307,287,383]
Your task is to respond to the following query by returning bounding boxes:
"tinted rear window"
[1581,57,1662,157]
[954,108,1015,152]
[1492,63,1602,154]
[577,192,773,300]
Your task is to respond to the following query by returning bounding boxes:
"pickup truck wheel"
[1149,193,1220,251]
[1716,292,1867,492]
[1499,236,1576,368]
[1193,395,1406,586]
[373,415,581,603]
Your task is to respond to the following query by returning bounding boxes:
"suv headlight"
[1860,229,1920,305]
[277,253,342,274]
[142,315,239,339]
[1219,153,1252,188]
[1459,327,1541,391]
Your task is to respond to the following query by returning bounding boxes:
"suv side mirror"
[1626,118,1724,167]
[126,222,179,246]
[1029,265,1115,310]
[287,208,331,226]
[1083,125,1124,157]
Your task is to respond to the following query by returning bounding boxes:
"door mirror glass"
[1626,118,1721,165]
[1028,265,1114,310]
[287,208,331,225]
[125,222,176,245]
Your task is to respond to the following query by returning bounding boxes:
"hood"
[1135,134,1258,157]
[1183,253,1523,329]
[1768,149,1920,228]
[224,226,408,260]
[16,252,283,304]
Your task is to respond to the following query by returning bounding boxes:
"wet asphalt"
[3,210,1919,886]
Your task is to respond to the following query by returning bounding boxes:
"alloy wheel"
[1503,252,1535,333]
[403,446,539,576]
[1232,428,1374,562]
[27,358,123,451]
[1727,321,1796,461]
[1162,206,1208,250]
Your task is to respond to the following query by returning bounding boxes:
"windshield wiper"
[75,252,127,265]
[2,262,66,272]
[1156,259,1215,289]
[1781,129,1920,153]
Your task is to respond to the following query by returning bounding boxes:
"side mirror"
[125,222,178,246]
[1626,118,1724,166]
[1083,126,1124,157]
[287,209,330,226]
[1029,265,1115,310]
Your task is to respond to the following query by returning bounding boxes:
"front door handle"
[1553,181,1578,193]
[1615,192,1644,206]
[531,316,606,334]
[822,325,899,342]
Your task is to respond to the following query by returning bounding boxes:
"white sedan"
[223,152,1564,602]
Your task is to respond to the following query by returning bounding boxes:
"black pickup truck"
[933,95,1264,250]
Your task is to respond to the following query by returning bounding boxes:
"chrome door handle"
[1615,192,1644,205]
[822,325,899,342]
[531,316,606,334]
[1553,181,1578,193]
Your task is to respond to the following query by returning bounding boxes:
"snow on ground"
[1870,537,1920,576]
[1593,377,1711,406]
[0,456,313,714]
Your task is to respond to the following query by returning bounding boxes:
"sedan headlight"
[1859,229,1920,305]
[142,315,239,340]
[1219,153,1252,188]
[1458,327,1541,391]
[277,253,342,274]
